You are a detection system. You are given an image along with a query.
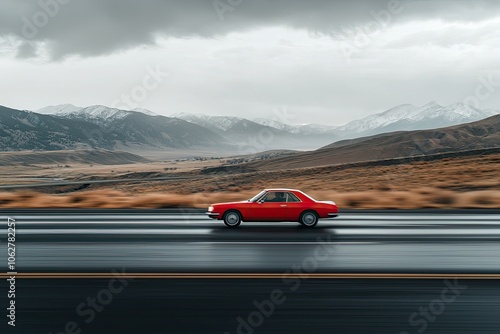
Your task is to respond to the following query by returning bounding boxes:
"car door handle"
[280,204,287,207]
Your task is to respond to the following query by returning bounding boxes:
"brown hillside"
[248,114,500,170]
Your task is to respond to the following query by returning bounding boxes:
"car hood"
[212,201,250,206]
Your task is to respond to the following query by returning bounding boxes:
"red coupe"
[207,189,338,227]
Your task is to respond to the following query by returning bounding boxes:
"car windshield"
[249,190,266,202]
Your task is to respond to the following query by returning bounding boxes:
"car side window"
[262,192,286,203]
[261,193,273,202]
[285,192,301,202]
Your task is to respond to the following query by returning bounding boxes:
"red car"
[207,189,338,227]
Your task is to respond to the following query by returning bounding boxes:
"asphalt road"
[1,209,500,333]
[2,209,500,273]
[5,279,499,334]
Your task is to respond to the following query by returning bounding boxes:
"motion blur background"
[1,1,500,333]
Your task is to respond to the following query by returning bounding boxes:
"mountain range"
[331,101,498,139]
[246,113,500,170]
[173,102,498,149]
[170,112,327,151]
[175,101,497,139]
[0,101,497,154]
[0,105,224,152]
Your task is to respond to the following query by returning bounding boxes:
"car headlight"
[208,206,214,212]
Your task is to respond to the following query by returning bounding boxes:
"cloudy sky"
[1,0,500,125]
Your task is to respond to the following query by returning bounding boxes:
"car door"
[282,192,305,221]
[251,191,287,221]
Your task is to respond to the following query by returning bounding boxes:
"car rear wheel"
[299,210,319,227]
[223,210,242,227]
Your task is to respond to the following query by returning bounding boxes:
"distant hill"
[5,101,498,154]
[0,105,117,151]
[37,105,226,148]
[0,149,149,166]
[247,114,500,170]
[173,102,499,148]
[172,112,337,151]
[329,102,499,139]
[0,105,225,151]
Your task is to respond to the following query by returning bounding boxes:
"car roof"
[264,188,303,192]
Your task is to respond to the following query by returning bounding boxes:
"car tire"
[223,210,242,228]
[299,210,319,227]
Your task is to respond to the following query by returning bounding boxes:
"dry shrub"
[127,191,256,208]
[8,191,69,208]
[456,191,500,208]
[375,184,392,192]
[0,188,498,209]
[130,193,196,208]
[431,194,456,206]
[415,187,436,195]
[64,190,129,208]
[15,191,38,200]
[374,191,423,209]
[0,192,13,205]
[336,192,375,208]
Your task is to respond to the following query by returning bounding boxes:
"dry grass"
[84,153,500,196]
[1,151,499,209]
[1,187,500,209]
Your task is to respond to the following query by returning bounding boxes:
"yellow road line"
[2,273,500,279]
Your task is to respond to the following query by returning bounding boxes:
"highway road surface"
[1,209,500,333]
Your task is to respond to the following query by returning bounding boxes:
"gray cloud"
[2,0,500,59]
[15,41,37,58]
[3,0,500,125]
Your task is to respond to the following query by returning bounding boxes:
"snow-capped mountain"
[252,118,301,134]
[133,108,158,116]
[403,101,498,122]
[66,105,132,124]
[171,102,499,151]
[335,104,417,134]
[172,112,336,151]
[252,119,339,135]
[333,102,500,139]
[175,113,338,136]
[297,124,339,134]
[36,105,168,130]
[26,101,499,153]
[36,104,158,122]
[171,113,245,132]
[3,104,226,151]
[36,104,83,115]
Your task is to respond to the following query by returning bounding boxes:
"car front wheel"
[299,211,319,227]
[223,210,242,227]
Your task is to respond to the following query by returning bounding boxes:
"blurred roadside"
[1,188,499,209]
[1,148,499,210]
